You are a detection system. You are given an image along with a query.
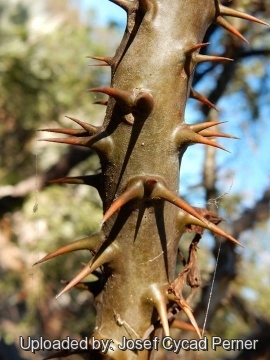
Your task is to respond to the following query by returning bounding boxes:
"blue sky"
[75,0,126,26]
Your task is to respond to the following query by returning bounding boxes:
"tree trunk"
[37,1,268,359]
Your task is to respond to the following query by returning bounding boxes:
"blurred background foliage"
[0,0,269,359]
[0,0,108,358]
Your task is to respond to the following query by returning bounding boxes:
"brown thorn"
[151,182,208,225]
[188,121,223,133]
[33,233,103,266]
[166,292,201,339]
[48,174,101,188]
[219,4,269,27]
[196,54,234,63]
[56,243,118,298]
[181,305,202,339]
[38,136,95,148]
[89,87,135,108]
[198,129,239,139]
[61,279,103,295]
[171,318,205,333]
[181,212,243,247]
[102,180,144,224]
[39,127,112,160]
[153,296,170,337]
[65,115,100,134]
[174,126,229,152]
[190,132,230,152]
[145,285,170,337]
[185,42,210,56]
[87,56,113,66]
[38,128,88,137]
[216,16,248,44]
[190,88,218,111]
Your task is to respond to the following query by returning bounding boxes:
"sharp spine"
[88,56,114,66]
[90,87,154,116]
[177,210,243,247]
[65,116,101,135]
[171,318,204,333]
[38,128,88,137]
[188,121,223,133]
[174,126,229,152]
[144,285,170,337]
[56,242,119,298]
[102,175,210,227]
[185,42,210,56]
[167,292,201,339]
[196,54,233,63]
[38,135,97,148]
[215,16,249,43]
[189,132,230,152]
[39,133,113,161]
[61,279,104,296]
[198,129,239,139]
[34,233,104,265]
[150,182,208,224]
[190,88,217,111]
[48,174,102,189]
[181,303,202,339]
[102,179,144,224]
[89,87,135,109]
[219,4,270,27]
